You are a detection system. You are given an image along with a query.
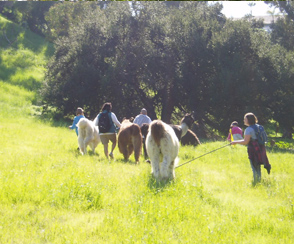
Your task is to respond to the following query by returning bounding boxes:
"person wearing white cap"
[133,108,152,127]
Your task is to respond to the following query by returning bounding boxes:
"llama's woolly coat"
[146,120,179,181]
[77,118,101,155]
[118,119,142,164]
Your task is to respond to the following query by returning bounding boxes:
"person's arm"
[69,116,78,130]
[227,131,231,141]
[231,134,251,146]
[147,117,152,124]
[111,113,121,128]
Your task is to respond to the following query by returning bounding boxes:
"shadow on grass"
[69,147,101,158]
[115,157,140,166]
[267,146,294,154]
[250,177,276,189]
[147,174,175,192]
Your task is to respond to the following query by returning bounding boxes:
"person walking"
[133,108,152,127]
[231,112,271,184]
[69,107,85,136]
[94,102,121,159]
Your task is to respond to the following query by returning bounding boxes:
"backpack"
[251,124,268,145]
[98,112,112,133]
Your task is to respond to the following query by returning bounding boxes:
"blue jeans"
[250,160,261,183]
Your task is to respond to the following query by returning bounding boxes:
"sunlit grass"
[0,104,293,243]
[0,15,54,93]
[0,14,293,242]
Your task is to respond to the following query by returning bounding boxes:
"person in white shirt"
[133,108,152,127]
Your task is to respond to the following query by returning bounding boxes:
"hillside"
[0,14,54,92]
[0,14,55,123]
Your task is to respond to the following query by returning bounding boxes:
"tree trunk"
[160,84,175,123]
[282,129,293,139]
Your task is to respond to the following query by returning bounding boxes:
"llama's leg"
[128,144,134,156]
[151,161,160,180]
[133,144,141,164]
[150,147,160,180]
[89,142,95,154]
[133,137,142,164]
[128,144,134,161]
[78,136,85,155]
[83,136,93,154]
[93,140,99,154]
[81,144,86,155]
[122,145,129,161]
[160,155,172,181]
[168,159,176,180]
[80,144,86,155]
[84,136,93,147]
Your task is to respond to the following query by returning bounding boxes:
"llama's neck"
[180,123,189,138]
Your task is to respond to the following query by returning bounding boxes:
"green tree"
[44,2,104,42]
[42,6,110,118]
[41,1,293,138]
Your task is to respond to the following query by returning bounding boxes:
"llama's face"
[182,114,195,128]
[122,117,134,124]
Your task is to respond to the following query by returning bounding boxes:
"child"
[69,107,85,136]
[227,121,243,142]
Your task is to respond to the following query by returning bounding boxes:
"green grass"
[0,14,294,244]
[0,15,54,92]
[0,98,293,243]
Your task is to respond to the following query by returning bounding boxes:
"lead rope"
[175,144,231,169]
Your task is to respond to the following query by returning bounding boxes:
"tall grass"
[0,14,293,244]
[1,104,293,243]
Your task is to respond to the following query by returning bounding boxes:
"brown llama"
[118,119,142,164]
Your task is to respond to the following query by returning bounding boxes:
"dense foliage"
[1,2,293,137]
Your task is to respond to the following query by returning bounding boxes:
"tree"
[14,2,56,36]
[265,1,294,21]
[42,6,111,118]
[41,1,293,138]
[44,2,103,42]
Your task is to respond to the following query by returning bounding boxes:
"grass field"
[1,14,294,244]
[1,82,294,243]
